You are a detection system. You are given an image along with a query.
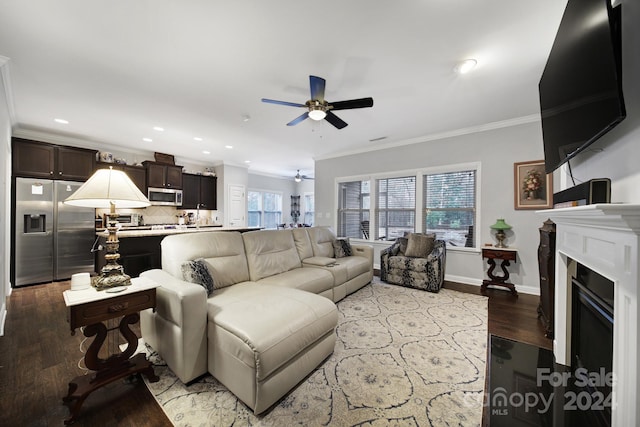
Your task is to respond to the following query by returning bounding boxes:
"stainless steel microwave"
[147,187,183,206]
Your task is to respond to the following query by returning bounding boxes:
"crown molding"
[314,114,541,161]
[0,56,17,127]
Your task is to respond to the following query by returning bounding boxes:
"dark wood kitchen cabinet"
[537,219,556,339]
[143,161,183,189]
[12,138,96,181]
[181,173,217,210]
[95,162,147,194]
[95,235,164,279]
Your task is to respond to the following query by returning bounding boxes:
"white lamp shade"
[64,167,151,208]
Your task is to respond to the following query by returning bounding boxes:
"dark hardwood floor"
[0,279,551,426]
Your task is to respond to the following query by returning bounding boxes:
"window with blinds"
[423,170,476,247]
[376,176,416,240]
[303,193,314,225]
[337,180,370,238]
[247,190,282,229]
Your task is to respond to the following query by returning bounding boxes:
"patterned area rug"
[141,280,488,426]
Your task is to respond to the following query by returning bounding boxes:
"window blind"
[423,170,476,247]
[376,176,416,240]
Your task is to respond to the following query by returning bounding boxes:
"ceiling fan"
[294,170,314,182]
[262,75,374,129]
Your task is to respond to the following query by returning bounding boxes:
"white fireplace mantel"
[538,204,640,427]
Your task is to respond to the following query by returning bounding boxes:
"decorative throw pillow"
[397,237,409,255]
[181,258,215,296]
[404,233,435,258]
[332,238,353,258]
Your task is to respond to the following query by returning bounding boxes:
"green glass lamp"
[490,218,512,248]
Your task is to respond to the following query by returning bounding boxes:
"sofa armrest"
[140,269,209,383]
[380,241,400,281]
[351,244,373,266]
[427,240,447,285]
[140,269,207,329]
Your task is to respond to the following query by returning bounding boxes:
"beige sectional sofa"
[139,226,373,414]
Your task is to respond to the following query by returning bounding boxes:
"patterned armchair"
[380,237,446,292]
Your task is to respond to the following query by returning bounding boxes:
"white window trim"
[303,191,314,225]
[334,162,481,252]
[248,188,284,229]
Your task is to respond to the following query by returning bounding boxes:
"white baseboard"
[445,274,540,296]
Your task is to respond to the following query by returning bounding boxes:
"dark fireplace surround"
[571,262,614,426]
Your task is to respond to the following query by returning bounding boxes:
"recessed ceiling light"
[225,145,233,149]
[54,118,69,124]
[153,126,164,132]
[244,160,251,164]
[193,137,203,141]
[454,59,478,74]
[242,115,251,122]
[142,137,152,142]
[202,150,210,155]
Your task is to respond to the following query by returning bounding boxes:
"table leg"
[481,258,518,296]
[63,313,158,424]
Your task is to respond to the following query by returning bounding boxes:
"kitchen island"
[94,225,261,278]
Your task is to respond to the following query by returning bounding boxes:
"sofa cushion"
[207,283,338,381]
[242,230,302,281]
[307,226,337,258]
[332,238,353,258]
[161,231,250,285]
[405,233,435,258]
[336,255,372,280]
[257,267,334,295]
[181,258,215,296]
[292,227,314,260]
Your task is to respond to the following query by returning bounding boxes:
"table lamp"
[490,218,512,248]
[64,167,150,290]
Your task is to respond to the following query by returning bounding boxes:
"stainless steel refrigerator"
[14,177,95,287]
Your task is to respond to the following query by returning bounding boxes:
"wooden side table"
[62,277,159,424]
[481,247,518,296]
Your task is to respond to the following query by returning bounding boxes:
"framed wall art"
[514,160,553,210]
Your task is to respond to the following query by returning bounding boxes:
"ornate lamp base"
[92,270,131,291]
[94,204,131,291]
[495,230,507,248]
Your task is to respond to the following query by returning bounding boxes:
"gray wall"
[315,121,551,294]
[0,60,11,334]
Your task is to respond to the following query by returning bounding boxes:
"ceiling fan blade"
[287,112,309,126]
[329,97,374,110]
[325,111,348,129]
[309,75,326,101]
[262,98,306,108]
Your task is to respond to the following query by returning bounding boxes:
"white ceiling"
[0,0,567,179]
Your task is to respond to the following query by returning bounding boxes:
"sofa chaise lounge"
[140,226,373,413]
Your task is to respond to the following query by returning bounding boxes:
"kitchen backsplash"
[97,205,220,226]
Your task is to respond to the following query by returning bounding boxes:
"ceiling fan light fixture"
[294,170,302,182]
[308,108,327,121]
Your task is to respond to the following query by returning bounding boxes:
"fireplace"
[571,262,614,426]
[540,204,640,427]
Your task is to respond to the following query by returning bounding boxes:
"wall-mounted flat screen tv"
[539,0,625,174]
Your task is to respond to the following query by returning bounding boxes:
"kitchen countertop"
[95,225,261,238]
